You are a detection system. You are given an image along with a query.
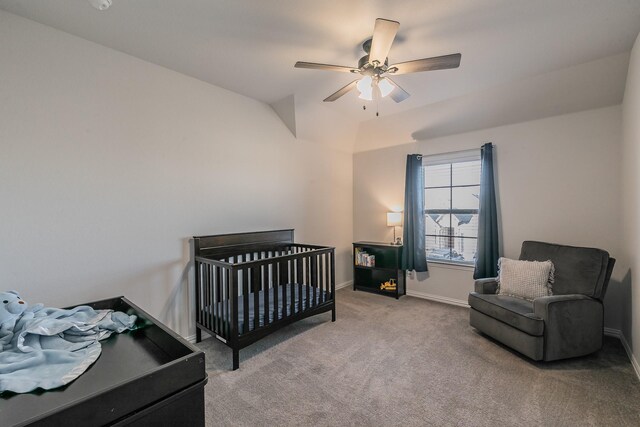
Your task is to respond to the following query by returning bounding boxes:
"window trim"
[423,149,481,266]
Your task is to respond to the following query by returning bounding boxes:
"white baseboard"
[406,289,469,308]
[605,328,640,382]
[185,281,352,344]
[604,327,620,338]
[335,280,353,290]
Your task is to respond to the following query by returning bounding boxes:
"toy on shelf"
[380,279,397,291]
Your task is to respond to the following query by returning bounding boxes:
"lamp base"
[391,226,402,245]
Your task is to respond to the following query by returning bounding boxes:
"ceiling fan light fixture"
[378,77,394,98]
[357,76,373,101]
[357,76,394,101]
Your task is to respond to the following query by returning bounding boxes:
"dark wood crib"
[193,229,336,370]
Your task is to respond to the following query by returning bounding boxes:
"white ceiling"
[2,0,640,152]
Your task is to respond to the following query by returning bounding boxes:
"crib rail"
[194,244,335,345]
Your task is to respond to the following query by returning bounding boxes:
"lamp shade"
[386,212,402,227]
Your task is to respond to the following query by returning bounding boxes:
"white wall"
[0,11,353,338]
[354,105,624,329]
[621,32,640,368]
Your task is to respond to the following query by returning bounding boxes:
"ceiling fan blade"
[388,53,461,75]
[386,78,410,103]
[369,18,400,65]
[323,80,359,102]
[295,61,357,73]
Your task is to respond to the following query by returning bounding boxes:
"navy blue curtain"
[401,154,428,272]
[473,143,499,279]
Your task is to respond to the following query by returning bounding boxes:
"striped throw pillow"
[497,257,554,301]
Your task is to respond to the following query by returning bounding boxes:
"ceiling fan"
[295,18,461,104]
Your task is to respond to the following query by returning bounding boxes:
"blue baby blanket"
[0,291,136,394]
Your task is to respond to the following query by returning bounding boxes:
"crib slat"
[222,268,227,338]
[311,254,317,307]
[289,256,295,316]
[216,266,221,337]
[226,268,231,337]
[282,258,289,318]
[273,252,279,321]
[205,263,210,333]
[252,266,260,331]
[304,255,310,310]
[208,264,213,334]
[230,268,238,343]
[203,263,208,326]
[324,254,331,300]
[296,250,303,314]
[213,267,224,335]
[278,259,286,320]
[319,254,325,304]
[204,264,210,333]
[227,260,233,337]
[202,263,206,326]
[200,263,205,329]
[242,266,249,334]
[263,264,269,327]
[195,263,200,327]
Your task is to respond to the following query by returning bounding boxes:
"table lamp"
[387,212,403,245]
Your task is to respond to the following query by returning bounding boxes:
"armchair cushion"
[520,241,610,299]
[468,292,544,336]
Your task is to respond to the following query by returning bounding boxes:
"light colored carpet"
[196,288,640,426]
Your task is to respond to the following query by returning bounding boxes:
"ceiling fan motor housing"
[359,38,388,75]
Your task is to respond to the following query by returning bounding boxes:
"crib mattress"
[206,283,329,333]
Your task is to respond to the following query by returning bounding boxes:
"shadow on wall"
[415,271,430,281]
[116,256,189,336]
[605,268,633,346]
[158,238,192,337]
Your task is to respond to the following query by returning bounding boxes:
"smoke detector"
[88,0,112,11]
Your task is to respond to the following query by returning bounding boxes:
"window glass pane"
[452,186,480,210]
[425,188,450,210]
[452,160,481,186]
[454,213,478,239]
[456,237,477,263]
[425,164,450,188]
[426,213,451,236]
[426,235,451,260]
[426,236,477,264]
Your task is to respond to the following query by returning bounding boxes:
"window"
[423,150,481,265]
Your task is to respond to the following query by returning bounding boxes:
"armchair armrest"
[532,294,603,361]
[533,294,596,318]
[474,278,498,294]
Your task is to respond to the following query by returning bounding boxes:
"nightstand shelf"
[353,241,406,299]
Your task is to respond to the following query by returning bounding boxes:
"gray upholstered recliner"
[468,241,615,361]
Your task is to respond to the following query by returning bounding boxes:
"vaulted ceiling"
[2,0,640,152]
